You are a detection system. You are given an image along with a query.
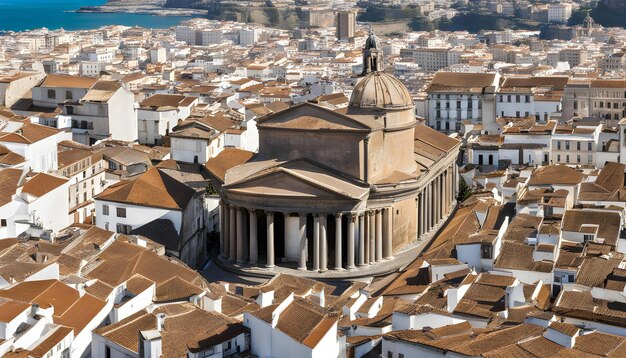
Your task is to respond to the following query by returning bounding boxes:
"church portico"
[207,32,461,277]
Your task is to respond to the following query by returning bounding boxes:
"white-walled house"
[17,172,70,234]
[0,71,46,108]
[0,122,68,173]
[64,80,138,145]
[94,167,207,268]
[137,94,198,145]
[244,294,339,358]
[28,74,98,110]
[169,121,219,164]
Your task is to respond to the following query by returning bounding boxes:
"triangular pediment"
[225,160,369,200]
[256,102,372,132]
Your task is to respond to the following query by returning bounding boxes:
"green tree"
[457,179,473,203]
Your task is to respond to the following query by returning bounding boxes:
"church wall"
[259,129,363,179]
[367,131,385,182]
[391,197,418,251]
[383,129,418,176]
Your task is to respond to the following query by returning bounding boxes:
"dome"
[349,72,414,109]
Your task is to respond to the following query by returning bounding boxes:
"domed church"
[208,33,461,275]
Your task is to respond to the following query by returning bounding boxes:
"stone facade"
[209,34,461,274]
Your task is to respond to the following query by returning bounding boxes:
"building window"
[565,141,570,150]
[388,352,393,358]
[116,207,126,218]
[583,234,593,242]
[557,141,561,150]
[47,89,56,99]
[0,219,6,227]
[577,142,581,151]
[525,95,530,103]
[481,244,493,259]
[102,205,109,215]
[66,91,72,100]
[104,222,109,231]
[116,224,132,234]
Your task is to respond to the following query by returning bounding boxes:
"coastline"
[75,4,206,17]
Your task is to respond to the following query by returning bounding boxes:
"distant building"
[336,10,356,40]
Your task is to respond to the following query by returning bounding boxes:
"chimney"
[156,313,166,332]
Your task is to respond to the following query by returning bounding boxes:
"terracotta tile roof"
[94,310,154,353]
[41,74,98,89]
[494,242,553,273]
[54,293,106,333]
[85,239,204,289]
[0,168,22,206]
[527,165,584,186]
[0,280,79,316]
[84,280,114,301]
[139,94,188,109]
[575,256,623,288]
[81,80,121,102]
[204,148,254,182]
[125,274,155,296]
[548,321,580,336]
[561,210,621,246]
[427,72,497,93]
[0,122,60,144]
[265,297,339,349]
[554,290,626,327]
[28,326,74,358]
[0,300,30,323]
[154,275,202,303]
[95,167,195,210]
[21,173,68,198]
[574,331,626,357]
[0,145,25,166]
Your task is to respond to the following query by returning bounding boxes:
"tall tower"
[336,10,356,40]
[361,30,383,75]
[583,11,595,36]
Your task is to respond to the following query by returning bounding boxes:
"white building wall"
[94,200,182,235]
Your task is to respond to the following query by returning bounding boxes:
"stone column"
[223,202,230,258]
[454,164,458,197]
[320,214,328,271]
[435,175,441,223]
[369,211,376,263]
[440,172,445,218]
[347,213,356,270]
[424,183,432,233]
[383,207,393,259]
[219,200,225,256]
[416,193,421,238]
[236,208,244,264]
[364,212,370,264]
[249,209,258,265]
[334,213,343,270]
[358,213,365,267]
[229,206,236,261]
[298,213,307,271]
[375,209,383,263]
[433,179,439,225]
[266,211,275,268]
[313,215,320,271]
